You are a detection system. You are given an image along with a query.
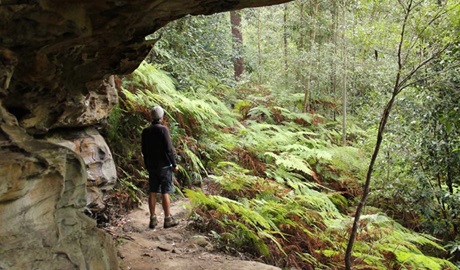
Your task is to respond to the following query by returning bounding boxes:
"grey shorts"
[148,167,174,194]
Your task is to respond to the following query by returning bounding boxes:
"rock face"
[0,0,291,269]
[0,49,118,269]
[1,0,290,133]
[0,124,119,270]
[46,127,117,212]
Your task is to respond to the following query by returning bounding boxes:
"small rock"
[205,243,214,252]
[157,244,174,252]
[165,232,183,241]
[122,224,133,232]
[189,235,209,247]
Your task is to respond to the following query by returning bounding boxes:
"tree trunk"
[302,0,319,113]
[331,0,338,121]
[341,0,347,146]
[299,0,305,49]
[284,4,289,88]
[345,1,414,268]
[230,10,244,81]
[295,0,305,95]
[257,9,262,84]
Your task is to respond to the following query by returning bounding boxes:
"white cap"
[151,106,164,121]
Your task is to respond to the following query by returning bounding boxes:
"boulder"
[46,127,117,212]
[0,115,119,270]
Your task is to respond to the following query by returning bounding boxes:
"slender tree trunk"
[257,9,262,84]
[230,10,244,81]
[341,0,347,146]
[331,0,338,121]
[345,72,399,270]
[284,4,289,89]
[299,0,305,49]
[345,1,413,268]
[295,0,305,96]
[443,131,454,194]
[302,0,319,113]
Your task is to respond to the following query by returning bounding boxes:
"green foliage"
[114,58,454,269]
[187,166,455,269]
[106,1,460,268]
[328,193,349,213]
[117,169,145,205]
[370,38,460,239]
[185,189,279,258]
[148,13,234,91]
[234,100,252,118]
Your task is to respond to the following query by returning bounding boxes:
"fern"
[115,61,456,269]
[181,140,207,175]
[264,151,313,176]
[323,213,457,269]
[248,105,274,122]
[131,62,177,94]
[392,251,456,270]
[265,164,313,190]
[186,189,283,258]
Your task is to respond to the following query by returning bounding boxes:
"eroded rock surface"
[46,127,117,212]
[0,127,119,270]
[1,0,289,133]
[0,57,118,268]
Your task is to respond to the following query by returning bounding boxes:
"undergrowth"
[186,162,455,269]
[105,62,456,269]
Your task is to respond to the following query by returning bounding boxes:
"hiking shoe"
[149,215,158,229]
[164,215,179,228]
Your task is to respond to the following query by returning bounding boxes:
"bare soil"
[108,198,281,270]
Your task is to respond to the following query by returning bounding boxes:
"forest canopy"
[105,0,460,269]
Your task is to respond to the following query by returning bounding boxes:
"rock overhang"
[1,0,291,132]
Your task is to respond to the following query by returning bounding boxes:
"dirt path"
[110,198,281,270]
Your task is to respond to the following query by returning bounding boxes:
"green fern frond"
[293,191,341,218]
[277,107,314,124]
[313,148,334,161]
[281,143,313,153]
[392,251,457,270]
[295,252,321,267]
[181,141,207,176]
[227,219,271,257]
[352,251,386,269]
[132,62,176,94]
[215,161,251,173]
[265,165,323,192]
[185,189,220,209]
[248,105,273,121]
[264,151,313,176]
[259,230,287,256]
[266,165,302,183]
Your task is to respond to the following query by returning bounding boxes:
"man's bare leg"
[148,192,158,228]
[149,192,157,216]
[162,193,171,217]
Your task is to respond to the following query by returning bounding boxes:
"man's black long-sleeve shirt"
[141,121,176,171]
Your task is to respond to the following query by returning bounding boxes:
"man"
[141,106,179,229]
